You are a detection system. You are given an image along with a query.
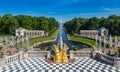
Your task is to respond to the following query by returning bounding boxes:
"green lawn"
[29,29,59,45]
[68,35,96,46]
[15,28,59,48]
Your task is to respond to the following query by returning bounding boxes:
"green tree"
[0,14,59,35]
[7,18,19,35]
[87,17,99,30]
[2,14,19,34]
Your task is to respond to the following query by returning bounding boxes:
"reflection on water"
[55,29,69,46]
[69,41,90,50]
[34,29,89,51]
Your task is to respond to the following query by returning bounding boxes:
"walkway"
[0,58,120,72]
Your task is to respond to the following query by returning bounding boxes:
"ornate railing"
[94,51,114,63]
[70,51,92,58]
[28,51,49,58]
[94,51,120,68]
[0,51,24,66]
[0,50,120,68]
[5,51,24,64]
[114,58,120,68]
[101,54,114,63]
[5,54,19,64]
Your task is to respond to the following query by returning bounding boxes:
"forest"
[0,14,59,35]
[64,15,120,36]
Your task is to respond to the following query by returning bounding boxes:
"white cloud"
[53,9,120,22]
[102,7,114,11]
[101,7,120,12]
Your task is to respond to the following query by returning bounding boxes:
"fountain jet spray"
[5,37,8,49]
[95,35,98,50]
[115,36,118,48]
[104,37,106,49]
[60,19,63,50]
[109,35,112,46]
[99,37,102,49]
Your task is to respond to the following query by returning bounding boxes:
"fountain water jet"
[115,36,118,48]
[5,37,8,49]
[99,37,102,49]
[104,37,106,49]
[95,35,98,50]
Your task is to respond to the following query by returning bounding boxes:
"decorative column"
[23,52,28,59]
[0,59,5,66]
[70,51,74,59]
[104,37,106,49]
[114,58,120,68]
[46,52,51,59]
[18,51,24,60]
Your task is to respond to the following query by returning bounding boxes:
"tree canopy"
[64,15,120,36]
[0,14,59,35]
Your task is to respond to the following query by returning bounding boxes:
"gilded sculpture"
[52,44,68,63]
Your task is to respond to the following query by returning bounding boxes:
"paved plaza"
[0,58,120,72]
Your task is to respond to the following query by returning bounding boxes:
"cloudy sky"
[0,0,120,22]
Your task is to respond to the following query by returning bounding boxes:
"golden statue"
[52,44,68,63]
[9,44,13,55]
[108,44,115,55]
[8,41,13,55]
[0,45,4,58]
[61,44,68,63]
[90,46,96,51]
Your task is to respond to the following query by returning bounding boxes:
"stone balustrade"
[0,50,120,68]
[0,51,50,67]
[114,58,120,68]
[6,51,24,64]
[94,51,114,63]
[101,54,115,63]
[94,51,120,68]
[0,51,24,66]
[28,51,49,58]
[5,53,19,64]
[70,50,92,59]
[0,59,5,67]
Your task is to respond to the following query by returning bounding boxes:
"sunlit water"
[34,29,89,51]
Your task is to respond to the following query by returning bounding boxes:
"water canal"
[34,29,89,51]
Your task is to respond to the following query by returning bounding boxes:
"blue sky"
[0,0,120,22]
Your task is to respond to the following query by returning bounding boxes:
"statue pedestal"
[24,52,28,59]
[114,59,120,68]
[70,52,74,59]
[47,52,51,59]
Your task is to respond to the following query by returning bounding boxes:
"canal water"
[55,29,69,46]
[34,29,89,51]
